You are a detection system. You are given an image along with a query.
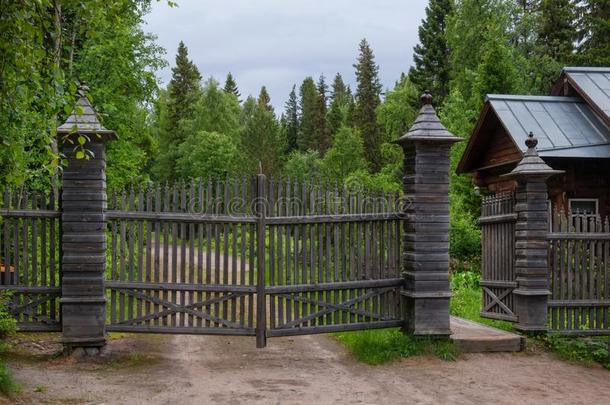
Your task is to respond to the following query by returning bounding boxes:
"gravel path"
[5,332,610,405]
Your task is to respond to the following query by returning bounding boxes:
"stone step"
[450,316,524,353]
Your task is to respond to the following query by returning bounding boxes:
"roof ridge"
[562,66,610,73]
[486,94,582,102]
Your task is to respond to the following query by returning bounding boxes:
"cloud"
[144,0,427,111]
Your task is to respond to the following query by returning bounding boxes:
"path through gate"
[479,192,517,322]
[104,175,404,346]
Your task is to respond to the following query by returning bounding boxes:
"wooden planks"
[263,178,403,337]
[0,187,61,331]
[548,212,610,335]
[479,192,518,322]
[106,178,256,334]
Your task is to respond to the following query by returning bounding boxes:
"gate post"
[57,86,116,353]
[504,132,562,333]
[396,91,461,336]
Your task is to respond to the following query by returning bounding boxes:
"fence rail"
[548,212,610,335]
[0,188,61,331]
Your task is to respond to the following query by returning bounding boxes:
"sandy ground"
[3,332,610,405]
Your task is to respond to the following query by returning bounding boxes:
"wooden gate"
[262,178,403,337]
[105,177,258,335]
[479,192,517,322]
[104,175,404,343]
[548,212,610,335]
[0,188,62,331]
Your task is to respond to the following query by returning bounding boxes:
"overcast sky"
[144,0,428,112]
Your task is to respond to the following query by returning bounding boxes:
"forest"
[0,0,608,267]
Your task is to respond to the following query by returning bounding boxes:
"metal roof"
[562,67,610,121]
[486,94,610,158]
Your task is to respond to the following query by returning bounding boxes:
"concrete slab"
[450,316,524,353]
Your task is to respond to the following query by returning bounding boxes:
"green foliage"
[182,79,242,141]
[0,292,17,342]
[574,0,610,66]
[297,77,322,152]
[0,363,19,397]
[327,73,353,138]
[283,150,322,181]
[321,127,368,183]
[335,329,457,364]
[354,39,383,172]
[177,131,240,180]
[409,0,453,104]
[542,335,610,370]
[376,74,419,142]
[449,271,514,331]
[223,72,241,101]
[284,85,300,152]
[241,88,285,175]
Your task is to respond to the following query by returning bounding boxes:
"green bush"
[0,292,16,341]
[542,335,610,370]
[0,292,18,397]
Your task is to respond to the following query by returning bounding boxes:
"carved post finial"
[525,131,538,150]
[421,90,433,106]
[77,82,90,98]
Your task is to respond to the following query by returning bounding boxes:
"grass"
[539,334,610,370]
[449,282,513,332]
[334,328,458,365]
[0,362,20,397]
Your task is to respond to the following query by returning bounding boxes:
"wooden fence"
[104,176,404,343]
[548,212,610,335]
[479,192,517,321]
[0,188,61,331]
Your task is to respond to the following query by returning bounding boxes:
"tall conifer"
[284,85,299,152]
[409,0,453,104]
[298,77,319,151]
[327,73,350,137]
[538,0,577,62]
[223,72,241,101]
[353,39,382,171]
[168,41,202,127]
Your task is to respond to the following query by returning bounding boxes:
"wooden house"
[457,67,610,217]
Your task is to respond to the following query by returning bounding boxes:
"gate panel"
[479,192,517,322]
[0,188,61,331]
[548,212,610,335]
[105,179,257,335]
[263,179,403,337]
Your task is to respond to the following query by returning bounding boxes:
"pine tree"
[538,0,577,62]
[257,86,273,111]
[408,0,453,104]
[284,85,299,152]
[168,41,202,126]
[223,72,241,101]
[297,76,319,151]
[314,75,330,153]
[241,87,284,175]
[353,39,383,172]
[327,73,350,138]
[575,0,610,65]
[154,41,202,181]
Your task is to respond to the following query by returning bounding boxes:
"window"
[569,198,598,215]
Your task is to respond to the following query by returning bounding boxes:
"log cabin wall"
[474,158,610,217]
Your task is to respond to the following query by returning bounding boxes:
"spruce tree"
[575,0,610,65]
[538,0,577,62]
[223,72,241,101]
[284,85,299,152]
[168,41,202,126]
[241,87,284,175]
[408,0,453,104]
[298,76,319,151]
[314,75,330,153]
[353,39,383,172]
[155,41,202,181]
[327,73,350,138]
[257,86,273,111]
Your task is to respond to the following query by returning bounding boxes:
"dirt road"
[4,332,610,405]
